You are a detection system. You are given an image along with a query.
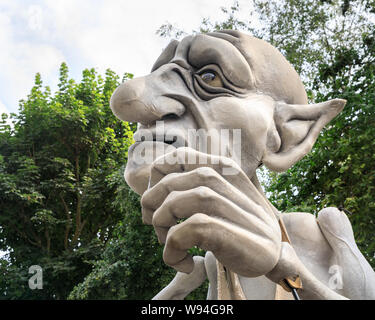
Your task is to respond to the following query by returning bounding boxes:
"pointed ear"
[263,98,346,172]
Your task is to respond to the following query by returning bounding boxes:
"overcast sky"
[0,0,255,115]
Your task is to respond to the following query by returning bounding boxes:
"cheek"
[206,96,274,173]
[208,98,250,129]
[207,97,272,145]
[243,102,271,151]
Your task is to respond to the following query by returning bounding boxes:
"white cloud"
[0,0,254,114]
[28,4,43,31]
[38,0,245,76]
[0,99,8,115]
[0,3,65,113]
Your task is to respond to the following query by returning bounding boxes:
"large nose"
[110,73,185,125]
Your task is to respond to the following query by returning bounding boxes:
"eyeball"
[199,71,223,87]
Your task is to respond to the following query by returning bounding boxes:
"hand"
[141,147,281,277]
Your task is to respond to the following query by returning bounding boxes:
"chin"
[125,140,177,195]
[124,161,150,195]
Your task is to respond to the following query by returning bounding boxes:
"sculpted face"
[110,30,345,195]
[109,30,349,283]
[107,31,375,300]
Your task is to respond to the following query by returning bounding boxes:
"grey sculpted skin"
[110,30,375,300]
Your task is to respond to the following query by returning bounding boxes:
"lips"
[133,129,187,148]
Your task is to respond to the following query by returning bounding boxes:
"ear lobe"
[263,98,346,172]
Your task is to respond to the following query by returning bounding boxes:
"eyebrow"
[187,34,254,89]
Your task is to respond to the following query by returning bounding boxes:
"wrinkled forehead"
[152,32,253,89]
[151,30,308,105]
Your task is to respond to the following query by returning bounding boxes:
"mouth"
[133,129,187,148]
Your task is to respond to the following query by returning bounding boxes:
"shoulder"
[281,211,321,243]
[280,211,334,269]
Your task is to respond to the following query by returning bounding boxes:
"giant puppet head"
[110,30,345,195]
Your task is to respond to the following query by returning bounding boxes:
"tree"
[68,173,208,300]
[266,9,375,266]
[0,63,135,299]
[0,63,207,300]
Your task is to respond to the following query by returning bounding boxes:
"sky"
[0,0,255,115]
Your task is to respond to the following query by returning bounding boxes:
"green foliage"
[0,61,208,300]
[267,26,375,266]
[68,175,208,300]
[0,63,135,298]
[68,171,174,299]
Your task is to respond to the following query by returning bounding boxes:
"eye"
[199,71,223,87]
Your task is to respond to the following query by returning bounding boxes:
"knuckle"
[164,190,180,203]
[176,148,187,164]
[162,172,179,190]
[175,147,196,164]
[189,213,211,227]
[140,193,148,208]
[163,251,176,266]
[165,226,181,248]
[141,208,153,225]
[151,154,168,173]
[150,160,161,175]
[162,249,173,265]
[151,211,161,226]
[219,155,237,168]
[194,166,217,180]
[195,186,215,200]
[157,177,167,190]
[140,188,153,205]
